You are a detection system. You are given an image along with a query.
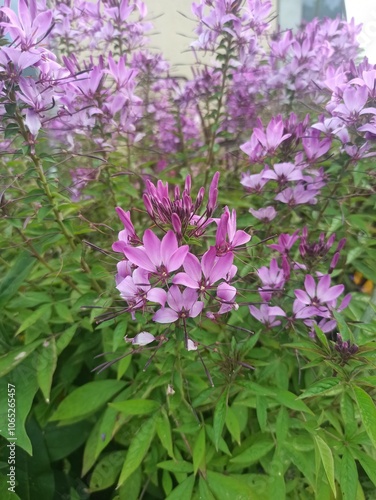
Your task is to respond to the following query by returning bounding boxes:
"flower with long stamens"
[294,274,345,318]
[123,230,188,283]
[215,207,251,256]
[153,286,204,323]
[173,247,234,296]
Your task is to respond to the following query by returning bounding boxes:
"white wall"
[149,0,278,74]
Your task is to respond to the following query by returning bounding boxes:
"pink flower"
[257,259,286,301]
[249,304,286,328]
[153,286,204,323]
[123,230,189,283]
[275,185,318,206]
[249,206,277,222]
[125,332,155,346]
[294,274,345,318]
[173,247,234,295]
[215,207,251,255]
[262,162,303,184]
[112,207,141,252]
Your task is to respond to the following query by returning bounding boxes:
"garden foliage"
[0,0,376,498]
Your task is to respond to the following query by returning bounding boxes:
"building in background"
[278,0,346,30]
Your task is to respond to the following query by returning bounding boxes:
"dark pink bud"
[207,171,220,214]
[326,233,336,249]
[171,213,182,236]
[184,175,192,194]
[336,238,346,252]
[142,194,153,217]
[329,252,340,273]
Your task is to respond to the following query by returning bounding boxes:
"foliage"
[0,0,375,499]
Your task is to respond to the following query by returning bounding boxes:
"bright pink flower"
[112,207,141,252]
[123,230,189,283]
[215,207,251,255]
[294,274,345,318]
[153,286,204,323]
[173,247,234,295]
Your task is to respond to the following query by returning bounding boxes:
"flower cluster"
[113,172,254,348]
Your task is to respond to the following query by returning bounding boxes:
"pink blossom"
[153,286,204,323]
[123,230,188,282]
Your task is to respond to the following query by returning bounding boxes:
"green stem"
[204,34,233,187]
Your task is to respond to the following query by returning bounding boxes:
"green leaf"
[156,409,174,459]
[199,477,216,500]
[56,325,77,355]
[275,407,288,443]
[16,304,52,335]
[206,471,260,500]
[213,389,227,451]
[162,470,173,496]
[353,386,376,449]
[90,451,124,491]
[0,340,43,377]
[0,252,36,308]
[350,448,376,487]
[256,395,267,432]
[157,461,194,473]
[117,416,156,487]
[313,324,330,350]
[230,435,274,464]
[36,339,57,403]
[109,399,160,416]
[314,435,336,498]
[50,380,126,421]
[273,390,314,414]
[165,474,195,500]
[340,449,358,500]
[225,405,241,444]
[193,427,206,475]
[298,378,341,399]
[0,360,39,455]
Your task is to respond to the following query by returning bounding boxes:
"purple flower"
[262,163,303,184]
[252,115,292,155]
[332,85,376,123]
[153,286,204,323]
[249,304,286,328]
[123,230,189,283]
[112,207,141,252]
[125,332,156,346]
[215,207,251,255]
[249,206,277,222]
[275,185,318,206]
[294,274,345,318]
[173,247,234,295]
[268,230,300,254]
[1,0,53,51]
[257,259,286,301]
[241,170,269,193]
[117,268,167,318]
